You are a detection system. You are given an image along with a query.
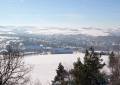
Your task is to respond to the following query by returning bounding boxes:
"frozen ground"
[24,53,109,85]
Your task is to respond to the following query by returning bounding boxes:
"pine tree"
[84,48,106,85]
[72,58,84,85]
[72,48,107,85]
[52,63,69,85]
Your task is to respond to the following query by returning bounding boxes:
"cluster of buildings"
[24,44,73,54]
[0,41,74,55]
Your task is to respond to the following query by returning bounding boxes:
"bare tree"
[0,50,30,85]
[109,52,120,85]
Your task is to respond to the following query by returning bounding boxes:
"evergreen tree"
[72,58,84,85]
[52,63,69,85]
[72,48,107,85]
[84,48,106,85]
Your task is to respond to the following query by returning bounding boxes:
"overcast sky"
[0,0,120,28]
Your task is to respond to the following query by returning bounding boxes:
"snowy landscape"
[0,0,120,85]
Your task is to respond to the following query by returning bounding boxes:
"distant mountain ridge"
[0,26,119,36]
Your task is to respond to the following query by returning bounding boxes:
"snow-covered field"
[24,53,109,85]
